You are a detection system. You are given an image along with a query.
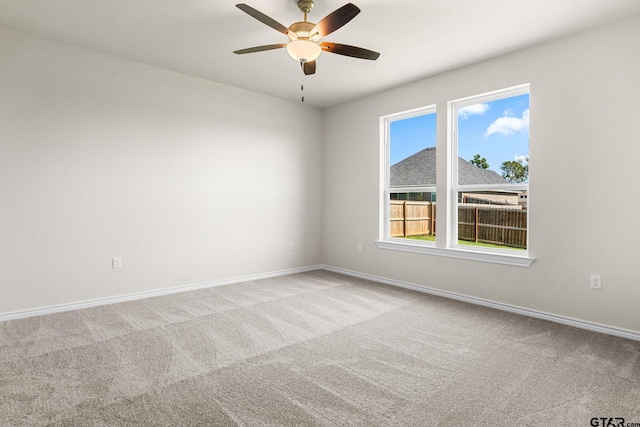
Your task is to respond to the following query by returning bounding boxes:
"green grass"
[405,234,525,251]
[406,234,436,242]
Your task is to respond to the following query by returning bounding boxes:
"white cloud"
[458,103,490,119]
[514,154,529,163]
[485,109,529,137]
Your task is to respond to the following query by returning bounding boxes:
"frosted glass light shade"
[286,40,321,62]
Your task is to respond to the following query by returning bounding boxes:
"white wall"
[323,15,640,333]
[3,15,640,335]
[0,28,323,314]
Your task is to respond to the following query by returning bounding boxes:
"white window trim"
[376,239,534,267]
[449,84,530,255]
[377,85,534,268]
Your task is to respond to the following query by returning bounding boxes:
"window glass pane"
[458,194,527,250]
[389,193,436,241]
[457,94,529,185]
[456,91,529,251]
[390,113,437,187]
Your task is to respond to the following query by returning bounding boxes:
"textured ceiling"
[1,0,639,108]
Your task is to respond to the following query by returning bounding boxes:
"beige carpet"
[1,270,639,426]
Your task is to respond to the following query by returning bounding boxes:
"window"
[450,85,529,252]
[381,106,437,243]
[378,85,533,267]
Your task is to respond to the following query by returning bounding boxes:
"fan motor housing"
[288,21,315,41]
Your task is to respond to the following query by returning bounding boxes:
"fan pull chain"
[301,73,305,103]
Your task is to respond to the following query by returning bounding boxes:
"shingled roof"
[390,147,508,186]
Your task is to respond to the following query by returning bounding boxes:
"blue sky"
[390,113,437,165]
[390,94,529,174]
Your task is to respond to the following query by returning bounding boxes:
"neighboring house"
[390,147,522,206]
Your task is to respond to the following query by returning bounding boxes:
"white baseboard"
[321,265,640,342]
[3,264,639,342]
[0,265,322,323]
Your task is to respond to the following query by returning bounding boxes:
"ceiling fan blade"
[302,60,316,75]
[320,42,380,60]
[233,44,287,54]
[310,3,360,38]
[236,4,290,36]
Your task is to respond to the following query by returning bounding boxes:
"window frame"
[379,105,437,246]
[448,84,530,255]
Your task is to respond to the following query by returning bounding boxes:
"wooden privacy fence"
[390,201,436,237]
[390,201,527,249]
[458,204,527,249]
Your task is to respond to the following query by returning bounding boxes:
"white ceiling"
[1,0,639,108]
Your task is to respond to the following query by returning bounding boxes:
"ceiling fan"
[233,0,380,75]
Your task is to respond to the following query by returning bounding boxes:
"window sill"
[375,239,534,267]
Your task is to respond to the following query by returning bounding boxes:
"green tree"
[469,154,489,169]
[500,157,529,183]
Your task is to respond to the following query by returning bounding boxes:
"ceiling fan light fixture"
[286,40,321,62]
[234,2,379,77]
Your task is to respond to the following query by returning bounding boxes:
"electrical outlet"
[288,242,294,251]
[356,243,362,253]
[112,257,122,269]
[590,274,601,290]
